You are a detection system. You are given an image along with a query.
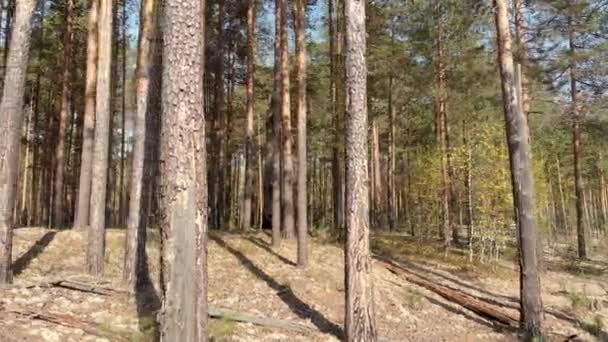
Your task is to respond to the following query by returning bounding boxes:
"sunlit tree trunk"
[294,0,308,267]
[87,0,113,276]
[493,0,543,338]
[159,0,208,339]
[344,0,377,339]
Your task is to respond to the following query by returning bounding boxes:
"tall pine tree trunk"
[242,0,256,232]
[123,0,161,289]
[0,0,35,285]
[278,0,295,240]
[494,0,543,337]
[569,14,586,259]
[329,0,344,233]
[294,0,308,267]
[87,0,113,276]
[75,0,99,229]
[271,0,282,248]
[53,0,74,228]
[344,0,377,339]
[159,0,208,338]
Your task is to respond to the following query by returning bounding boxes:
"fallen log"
[208,305,313,334]
[1,304,129,341]
[374,255,519,328]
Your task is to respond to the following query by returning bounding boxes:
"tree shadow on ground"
[134,249,161,341]
[12,231,57,276]
[245,236,296,266]
[211,234,344,339]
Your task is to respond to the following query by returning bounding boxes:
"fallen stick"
[208,305,313,333]
[2,305,129,341]
[374,255,519,328]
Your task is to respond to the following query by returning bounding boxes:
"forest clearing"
[0,228,606,341]
[0,0,607,340]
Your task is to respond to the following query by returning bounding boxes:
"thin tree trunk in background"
[493,0,543,338]
[344,0,377,339]
[118,0,127,226]
[53,0,74,228]
[294,0,308,267]
[159,0,208,338]
[600,153,607,229]
[556,156,568,232]
[329,0,344,233]
[463,120,473,250]
[569,14,586,259]
[371,119,382,227]
[20,105,33,224]
[387,62,396,231]
[434,0,451,247]
[242,0,256,231]
[87,0,113,276]
[212,0,226,230]
[0,0,35,285]
[31,0,47,226]
[271,0,282,247]
[75,0,99,229]
[123,0,160,289]
[278,0,294,240]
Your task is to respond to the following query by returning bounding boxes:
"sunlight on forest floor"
[0,227,605,341]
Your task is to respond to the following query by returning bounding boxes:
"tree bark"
[159,0,208,339]
[493,0,544,338]
[344,0,378,339]
[0,0,35,284]
[123,0,161,289]
[242,0,256,232]
[53,0,74,229]
[86,0,113,276]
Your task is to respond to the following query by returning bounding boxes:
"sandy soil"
[0,228,605,341]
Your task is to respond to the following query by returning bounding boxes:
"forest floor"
[0,227,606,341]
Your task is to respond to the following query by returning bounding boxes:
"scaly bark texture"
[53,0,74,228]
[0,0,35,285]
[123,0,161,289]
[159,0,208,339]
[75,0,99,229]
[86,0,113,276]
[344,0,378,340]
[241,0,256,231]
[294,0,308,267]
[493,0,544,338]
